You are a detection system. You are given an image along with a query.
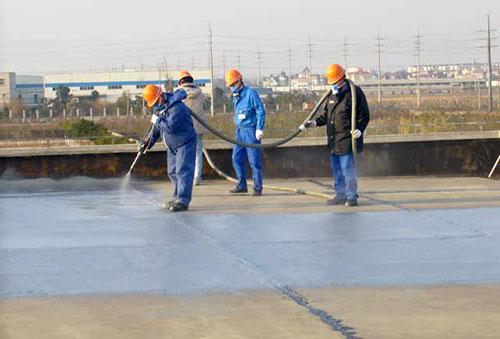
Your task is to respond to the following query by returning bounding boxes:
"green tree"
[55,86,71,111]
[90,90,100,101]
[116,92,131,115]
[10,97,26,119]
[131,95,145,115]
[1,103,9,120]
[213,87,231,111]
[60,119,108,137]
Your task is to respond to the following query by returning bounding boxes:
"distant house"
[277,71,289,86]
[263,71,289,89]
[291,66,326,89]
[263,76,279,88]
[346,68,374,82]
[405,63,494,80]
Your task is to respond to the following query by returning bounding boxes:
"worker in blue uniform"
[141,84,196,212]
[225,69,266,196]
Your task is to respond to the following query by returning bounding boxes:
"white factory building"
[2,69,211,107]
[43,69,212,101]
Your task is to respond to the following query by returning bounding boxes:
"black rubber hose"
[188,89,331,149]
[347,79,358,155]
[202,147,332,200]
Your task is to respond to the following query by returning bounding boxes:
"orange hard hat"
[225,69,243,87]
[178,70,192,82]
[326,64,345,84]
[143,84,162,107]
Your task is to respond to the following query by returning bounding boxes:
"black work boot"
[252,189,262,196]
[326,195,346,205]
[345,198,358,207]
[169,202,189,212]
[162,200,175,210]
[229,187,248,194]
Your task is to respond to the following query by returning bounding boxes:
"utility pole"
[307,36,313,92]
[157,62,161,86]
[237,49,242,70]
[222,52,226,79]
[487,14,494,112]
[477,79,482,110]
[342,35,349,70]
[288,43,292,94]
[414,29,423,110]
[208,23,215,117]
[163,58,169,80]
[257,45,262,86]
[163,57,170,91]
[477,15,498,112]
[191,56,195,70]
[375,30,384,104]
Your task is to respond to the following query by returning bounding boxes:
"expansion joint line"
[126,183,360,338]
[171,213,361,339]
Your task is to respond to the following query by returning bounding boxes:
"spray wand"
[127,118,156,174]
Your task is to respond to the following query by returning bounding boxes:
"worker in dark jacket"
[305,64,370,206]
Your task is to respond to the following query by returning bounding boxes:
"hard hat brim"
[327,74,345,85]
[146,92,161,107]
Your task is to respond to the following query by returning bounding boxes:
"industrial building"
[0,72,44,106]
[43,69,211,101]
[1,70,211,107]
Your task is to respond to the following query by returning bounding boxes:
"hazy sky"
[0,0,498,77]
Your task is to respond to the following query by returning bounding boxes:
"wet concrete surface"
[2,176,500,338]
[1,177,500,298]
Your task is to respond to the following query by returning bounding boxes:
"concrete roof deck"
[1,175,500,338]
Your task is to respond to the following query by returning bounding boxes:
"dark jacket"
[315,83,370,155]
[150,89,196,151]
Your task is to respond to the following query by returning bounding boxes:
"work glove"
[255,129,264,141]
[304,120,317,128]
[138,139,149,154]
[300,120,316,131]
[351,129,362,139]
[150,114,159,124]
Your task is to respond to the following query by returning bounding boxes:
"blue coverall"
[149,89,197,207]
[231,85,266,192]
